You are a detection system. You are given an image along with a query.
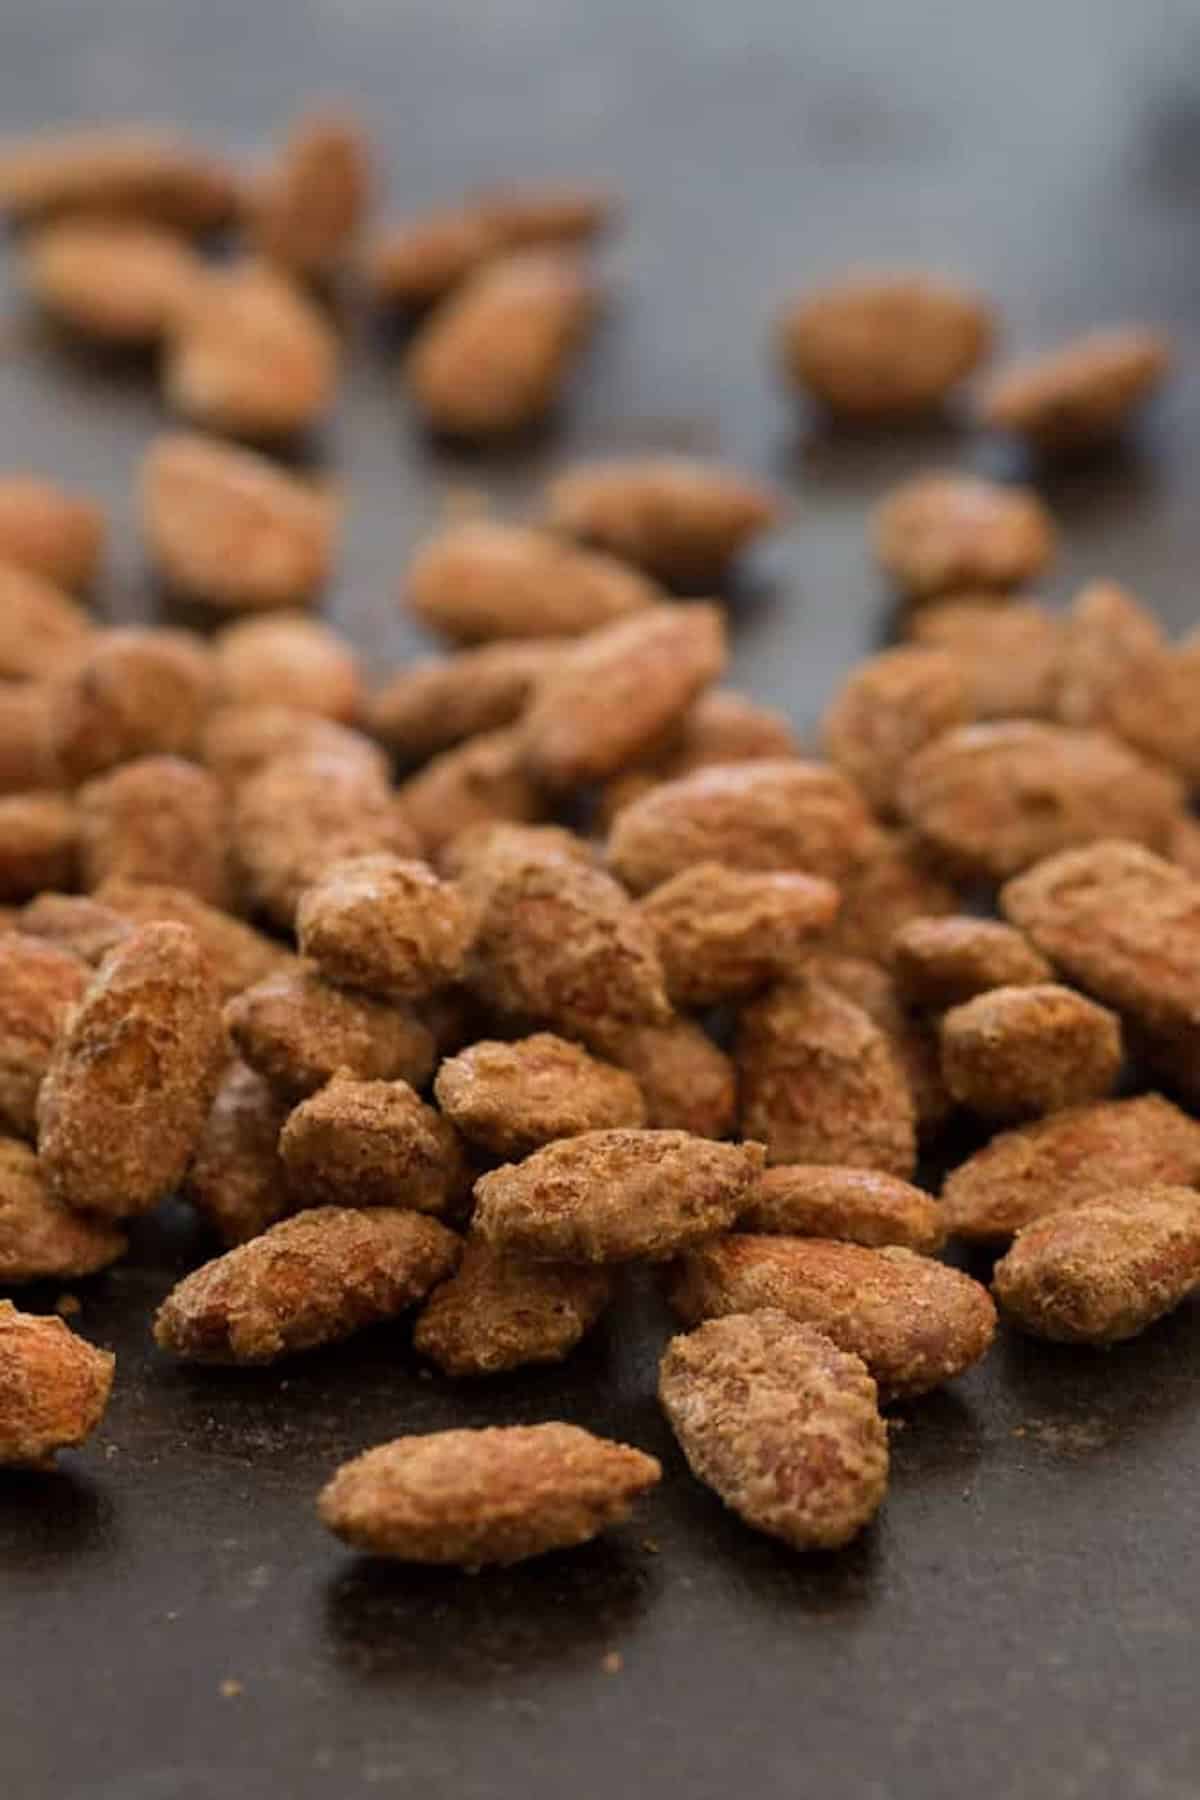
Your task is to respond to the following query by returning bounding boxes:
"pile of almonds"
[0,113,1196,1570]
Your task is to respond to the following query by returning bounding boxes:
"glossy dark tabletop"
[2,3,1200,1796]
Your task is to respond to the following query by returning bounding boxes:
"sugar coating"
[824,826,958,963]
[775,270,992,418]
[202,705,387,790]
[546,455,779,589]
[94,878,293,1002]
[214,614,361,722]
[582,1015,737,1139]
[892,915,1052,1011]
[38,922,226,1219]
[607,760,875,895]
[297,854,473,1002]
[739,1165,945,1254]
[940,982,1122,1121]
[0,473,105,591]
[0,794,78,900]
[233,750,419,928]
[520,603,727,790]
[368,640,564,762]
[318,1422,660,1564]
[154,1206,460,1364]
[0,1300,115,1465]
[737,977,917,1176]
[897,722,1182,881]
[181,1060,292,1248]
[822,646,968,816]
[279,1073,467,1213]
[50,627,216,781]
[660,1312,889,1549]
[474,1128,764,1263]
[979,327,1170,452]
[804,951,950,1139]
[406,250,597,438]
[0,1137,126,1282]
[405,520,657,645]
[667,1236,995,1399]
[77,755,231,907]
[434,1033,645,1156]
[941,1093,1200,1243]
[0,561,93,681]
[0,933,88,1138]
[992,1187,1200,1343]
[398,728,545,858]
[637,861,838,1007]
[1002,841,1200,1100]
[414,1239,613,1377]
[873,473,1055,600]
[225,969,435,1102]
[906,598,1063,721]
[140,433,337,613]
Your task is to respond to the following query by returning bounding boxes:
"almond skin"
[667,1235,996,1399]
[992,1187,1200,1343]
[660,1311,889,1548]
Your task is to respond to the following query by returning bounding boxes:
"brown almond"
[225,969,435,1102]
[49,626,216,780]
[0,1137,126,1282]
[248,109,370,279]
[280,1072,466,1214]
[181,1059,291,1248]
[413,1240,614,1378]
[93,878,292,1003]
[583,1015,737,1140]
[0,475,104,591]
[0,125,234,231]
[0,794,78,901]
[906,597,1063,721]
[891,915,1052,1010]
[77,756,231,907]
[873,473,1055,601]
[979,327,1170,452]
[0,1301,114,1465]
[398,728,546,859]
[638,861,838,1007]
[0,561,93,681]
[434,1033,645,1157]
[740,1165,945,1253]
[940,982,1122,1121]
[22,215,202,343]
[0,934,88,1138]
[368,640,565,763]
[297,853,473,1001]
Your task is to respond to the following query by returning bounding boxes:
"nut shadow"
[0,1466,115,1569]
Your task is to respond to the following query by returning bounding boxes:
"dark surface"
[3,3,1200,1796]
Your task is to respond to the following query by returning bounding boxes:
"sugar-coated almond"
[979,327,1171,452]
[214,613,360,721]
[0,1137,126,1282]
[225,968,435,1102]
[0,125,234,230]
[873,473,1055,601]
[77,756,231,907]
[806,951,950,1139]
[202,705,387,790]
[181,1060,291,1248]
[583,1015,737,1139]
[906,597,1063,721]
[413,1240,614,1377]
[17,893,132,968]
[0,1301,114,1466]
[49,627,216,781]
[0,934,88,1138]
[22,215,202,343]
[93,879,292,1002]
[297,854,473,1001]
[434,1033,644,1156]
[638,862,838,1007]
[739,1165,945,1253]
[0,795,78,901]
[279,1073,467,1213]
[0,561,93,681]
[940,982,1122,1121]
[0,476,104,594]
[248,109,370,279]
[822,646,968,817]
[891,915,1051,1010]
[824,826,959,963]
[368,640,564,763]
[398,728,546,858]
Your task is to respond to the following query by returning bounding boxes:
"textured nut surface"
[822,646,968,815]
[667,1237,995,1399]
[583,1016,737,1139]
[366,203,505,308]
[215,614,360,721]
[297,854,473,1001]
[737,978,917,1175]
[77,756,230,907]
[164,262,337,440]
[0,125,234,230]
[405,521,657,645]
[0,1301,114,1465]
[94,878,291,1002]
[0,475,104,592]
[0,687,63,795]
[279,1073,466,1213]
[413,1240,613,1377]
[940,982,1122,1121]
[638,861,838,1007]
[1052,583,1200,784]
[154,1206,460,1364]
[907,598,1063,721]
[479,183,615,249]
[547,455,779,589]
[892,916,1052,1010]
[897,722,1182,881]
[824,826,958,963]
[181,1059,291,1248]
[979,327,1170,451]
[474,1129,764,1263]
[776,270,992,417]
[807,951,950,1139]
[234,751,418,928]
[521,603,727,789]
[0,1137,126,1281]
[37,922,226,1219]
[739,1165,945,1253]
[0,561,93,681]
[225,969,435,1101]
[660,1311,889,1549]
[399,728,545,858]
[874,474,1055,600]
[17,893,132,967]
[0,794,78,900]
[992,1187,1200,1343]
[406,250,596,438]
[141,434,337,613]
[202,704,387,789]
[50,627,215,781]
[465,845,670,1038]
[368,640,564,762]
[318,1422,659,1565]
[0,934,88,1138]
[1002,842,1200,1095]
[608,760,874,895]
[940,1093,1200,1243]
[435,1033,644,1156]
[23,215,202,343]
[600,688,804,824]
[248,110,370,278]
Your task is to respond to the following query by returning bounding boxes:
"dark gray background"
[2,3,1200,1796]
